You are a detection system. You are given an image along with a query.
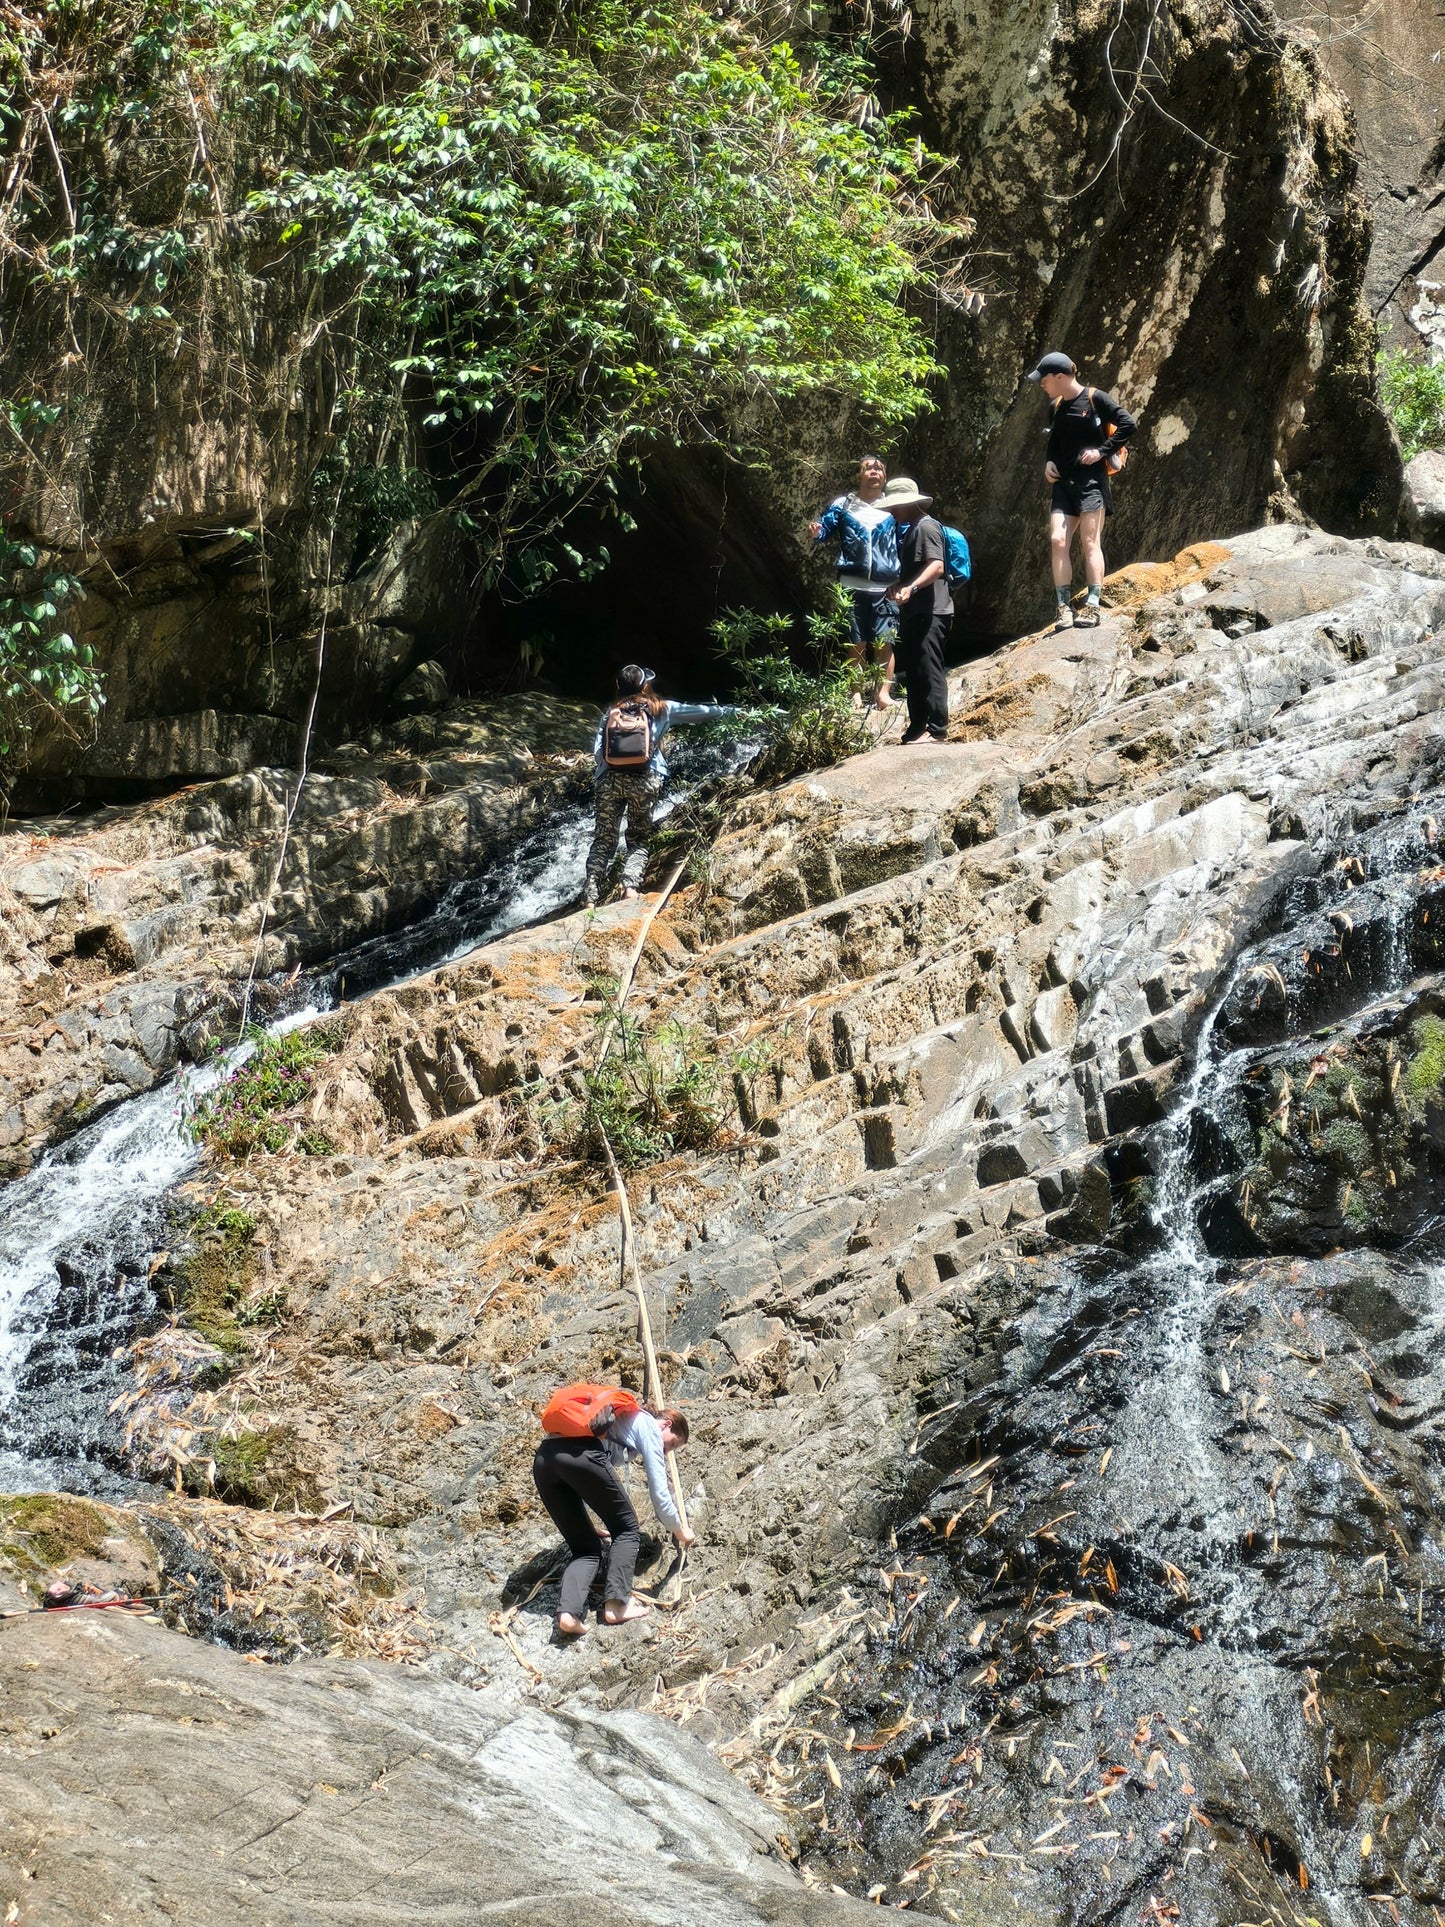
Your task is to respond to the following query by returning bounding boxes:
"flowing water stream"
[798,814,1445,1923]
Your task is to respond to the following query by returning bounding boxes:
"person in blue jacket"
[810,454,900,709]
[583,665,736,907]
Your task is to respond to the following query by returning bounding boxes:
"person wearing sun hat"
[1027,350,1136,628]
[881,476,952,743]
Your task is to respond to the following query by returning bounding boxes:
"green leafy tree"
[0,400,101,764]
[0,0,969,624]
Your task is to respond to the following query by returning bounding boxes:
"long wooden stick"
[591,850,695,1588]
[594,849,692,1076]
[599,1128,690,1537]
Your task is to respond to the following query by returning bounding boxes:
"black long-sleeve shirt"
[1045,386,1137,482]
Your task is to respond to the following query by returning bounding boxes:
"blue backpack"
[942,525,972,585]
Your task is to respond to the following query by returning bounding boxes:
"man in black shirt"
[1028,351,1136,628]
[881,476,951,743]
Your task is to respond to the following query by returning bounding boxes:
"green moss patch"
[178,1202,259,1354]
[1403,1014,1445,1103]
[1,1494,110,1571]
[186,1426,316,1511]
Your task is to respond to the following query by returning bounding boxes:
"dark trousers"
[895,611,952,734]
[532,1436,641,1618]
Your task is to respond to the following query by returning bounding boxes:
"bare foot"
[556,1612,589,1638]
[602,1597,651,1625]
[622,887,639,900]
[873,690,894,711]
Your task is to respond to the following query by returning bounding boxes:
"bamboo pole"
[599,1127,690,1539]
[593,848,692,1076]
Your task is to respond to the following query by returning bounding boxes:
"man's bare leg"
[1077,508,1106,623]
[1050,510,1077,626]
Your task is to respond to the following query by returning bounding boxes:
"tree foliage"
[0,400,101,761]
[0,0,968,742]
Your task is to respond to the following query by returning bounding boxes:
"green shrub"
[188,1028,336,1160]
[1380,350,1445,461]
[0,401,101,772]
[543,1001,726,1168]
[710,593,873,786]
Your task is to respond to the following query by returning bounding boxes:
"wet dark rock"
[6,527,1445,1921]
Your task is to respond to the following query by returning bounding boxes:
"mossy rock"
[186,1426,319,1511]
[174,1201,260,1354]
[0,1493,111,1571]
[1403,1013,1445,1103]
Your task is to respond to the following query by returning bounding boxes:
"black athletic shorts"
[1051,475,1111,518]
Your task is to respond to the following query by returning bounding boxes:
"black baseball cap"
[1027,352,1076,381]
[617,663,656,692]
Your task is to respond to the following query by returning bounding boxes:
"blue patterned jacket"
[815,492,901,593]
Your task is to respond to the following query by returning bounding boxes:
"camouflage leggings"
[585,766,664,901]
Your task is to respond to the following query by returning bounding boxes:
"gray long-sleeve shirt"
[606,1409,683,1533]
[593,699,736,780]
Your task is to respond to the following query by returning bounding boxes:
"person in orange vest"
[533,1383,696,1637]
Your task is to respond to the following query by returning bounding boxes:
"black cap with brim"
[1027,352,1076,382]
[617,663,657,693]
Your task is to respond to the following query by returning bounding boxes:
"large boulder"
[0,1608,876,1926]
[1402,447,1445,547]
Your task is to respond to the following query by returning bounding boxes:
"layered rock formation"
[4,524,1445,1921]
[0,695,592,1177]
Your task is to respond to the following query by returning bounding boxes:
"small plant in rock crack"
[187,1027,337,1160]
[1380,349,1445,461]
[542,1006,727,1168]
[727,1030,784,1130]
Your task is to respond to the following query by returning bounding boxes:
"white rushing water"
[0,1083,198,1412]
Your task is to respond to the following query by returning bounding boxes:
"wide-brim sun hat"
[879,476,932,512]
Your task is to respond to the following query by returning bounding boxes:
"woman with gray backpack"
[582,664,737,907]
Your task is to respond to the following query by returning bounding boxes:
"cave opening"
[449,445,1009,708]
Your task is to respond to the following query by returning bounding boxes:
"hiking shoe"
[1054,604,1075,630]
[1077,603,1102,627]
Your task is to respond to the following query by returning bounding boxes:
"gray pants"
[585,766,663,902]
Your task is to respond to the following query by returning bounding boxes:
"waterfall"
[792,810,1445,1923]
